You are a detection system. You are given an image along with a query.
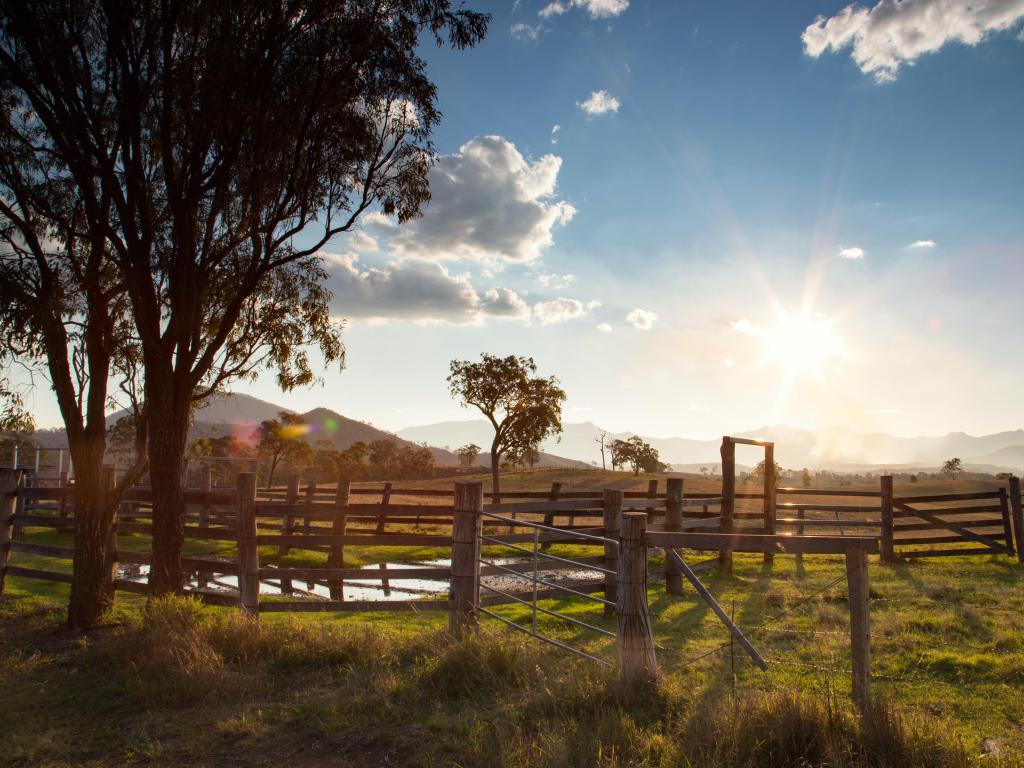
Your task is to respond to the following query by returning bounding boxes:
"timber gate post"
[846,544,871,716]
[102,466,118,594]
[236,472,260,616]
[603,489,622,616]
[541,481,562,550]
[664,478,684,595]
[197,463,213,589]
[763,444,776,566]
[278,472,300,593]
[0,468,24,595]
[328,477,351,599]
[449,480,483,638]
[1008,476,1024,565]
[617,511,657,682]
[719,437,736,574]
[879,475,895,564]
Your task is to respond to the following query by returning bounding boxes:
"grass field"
[1,469,1022,766]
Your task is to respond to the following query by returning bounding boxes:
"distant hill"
[398,420,1024,474]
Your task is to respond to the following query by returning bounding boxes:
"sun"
[761,312,843,377]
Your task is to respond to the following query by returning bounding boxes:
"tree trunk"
[67,446,117,630]
[490,439,501,503]
[146,384,191,595]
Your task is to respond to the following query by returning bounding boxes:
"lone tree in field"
[457,443,481,468]
[0,0,489,603]
[610,436,664,476]
[254,412,313,489]
[448,354,565,501]
[942,457,963,479]
[751,459,784,484]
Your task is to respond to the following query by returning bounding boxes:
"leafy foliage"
[457,443,481,468]
[447,354,565,496]
[942,457,963,479]
[610,436,665,476]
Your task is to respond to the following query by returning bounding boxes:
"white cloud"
[537,272,575,289]
[625,308,656,330]
[839,246,865,259]
[1019,26,1024,40]
[533,297,588,325]
[390,136,575,264]
[550,124,561,144]
[573,0,629,18]
[803,0,1024,83]
[510,22,540,41]
[347,231,379,252]
[323,253,527,323]
[908,239,936,249]
[596,322,613,333]
[539,1,567,18]
[577,89,621,116]
[731,317,762,336]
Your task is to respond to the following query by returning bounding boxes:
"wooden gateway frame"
[719,435,776,573]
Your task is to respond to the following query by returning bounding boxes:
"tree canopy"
[448,354,565,499]
[610,436,665,476]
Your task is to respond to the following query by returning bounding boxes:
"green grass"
[2,470,1022,765]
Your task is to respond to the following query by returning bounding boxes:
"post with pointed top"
[720,437,736,574]
[328,477,351,599]
[763,443,776,566]
[664,478,684,595]
[450,480,483,638]
[880,475,895,564]
[1006,476,1022,564]
[617,511,657,682]
[236,472,260,616]
[603,488,622,616]
[0,468,25,595]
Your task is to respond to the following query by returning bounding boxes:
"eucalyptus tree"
[447,354,565,501]
[0,0,489,599]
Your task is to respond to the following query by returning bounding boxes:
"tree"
[801,467,811,487]
[448,354,565,500]
[369,438,400,478]
[187,434,253,485]
[106,415,143,469]
[397,444,434,479]
[751,459,784,484]
[942,457,963,479]
[610,436,663,476]
[0,0,489,598]
[456,443,481,469]
[254,412,313,488]
[595,430,608,470]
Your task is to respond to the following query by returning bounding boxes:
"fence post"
[763,444,776,567]
[1008,476,1024,565]
[617,511,657,682]
[102,466,118,593]
[197,463,213,589]
[603,489,622,616]
[541,481,562,549]
[278,472,300,593]
[665,478,683,595]
[998,487,1015,559]
[375,481,393,533]
[720,437,735,574]
[236,472,260,616]
[0,468,24,595]
[449,480,483,638]
[328,477,351,600]
[880,475,895,564]
[845,545,871,716]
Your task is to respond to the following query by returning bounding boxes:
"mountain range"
[25,392,1024,474]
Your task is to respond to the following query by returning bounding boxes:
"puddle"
[118,557,604,603]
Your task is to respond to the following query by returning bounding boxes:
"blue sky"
[22,0,1024,439]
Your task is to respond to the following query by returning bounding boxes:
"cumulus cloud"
[323,253,527,323]
[625,308,656,330]
[347,231,379,252]
[550,124,561,144]
[389,136,575,264]
[510,22,540,41]
[577,89,621,116]
[538,272,575,289]
[839,246,865,259]
[596,322,613,333]
[802,0,1024,83]
[533,297,588,325]
[540,0,627,19]
[908,239,936,249]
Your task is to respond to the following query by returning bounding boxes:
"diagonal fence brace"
[664,547,768,671]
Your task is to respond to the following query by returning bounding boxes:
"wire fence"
[476,510,617,666]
